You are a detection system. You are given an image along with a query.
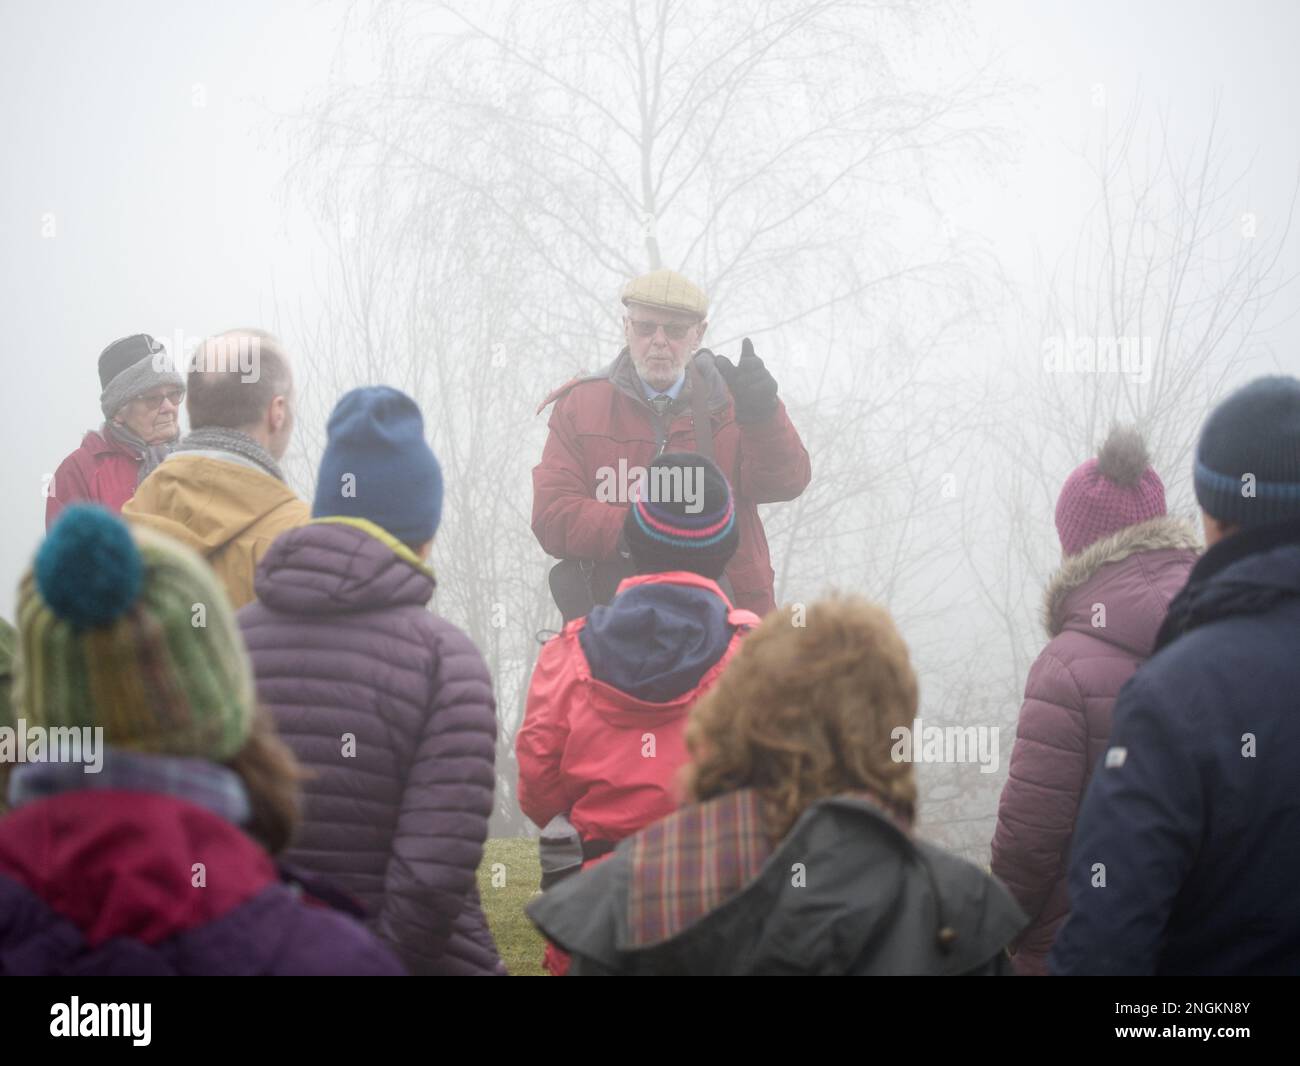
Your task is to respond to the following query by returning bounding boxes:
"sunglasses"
[133,388,185,412]
[628,317,694,341]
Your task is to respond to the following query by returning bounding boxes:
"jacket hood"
[127,453,303,558]
[530,793,1027,975]
[1156,518,1300,650]
[577,573,738,706]
[251,517,435,615]
[1043,515,1200,648]
[0,790,276,949]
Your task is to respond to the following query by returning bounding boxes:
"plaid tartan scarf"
[626,787,914,948]
[627,789,769,949]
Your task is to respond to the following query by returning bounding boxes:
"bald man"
[123,330,309,608]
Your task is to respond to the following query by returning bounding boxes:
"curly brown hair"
[683,595,919,843]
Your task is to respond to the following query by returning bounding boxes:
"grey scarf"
[7,746,251,827]
[103,421,177,485]
[174,426,285,482]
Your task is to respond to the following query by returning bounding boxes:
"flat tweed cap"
[621,269,708,319]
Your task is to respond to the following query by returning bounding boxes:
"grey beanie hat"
[97,334,183,419]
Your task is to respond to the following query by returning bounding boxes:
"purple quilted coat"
[238,519,506,975]
[990,516,1198,975]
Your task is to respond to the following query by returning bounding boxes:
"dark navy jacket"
[1050,520,1300,975]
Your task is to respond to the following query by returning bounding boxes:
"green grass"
[477,838,547,976]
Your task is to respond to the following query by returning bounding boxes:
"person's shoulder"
[1110,635,1213,737]
[536,353,625,414]
[538,373,615,414]
[57,430,108,468]
[1145,605,1258,681]
[269,494,312,527]
[1022,641,1089,705]
[422,610,477,649]
[910,838,1029,973]
[782,802,1026,974]
[232,475,309,533]
[423,613,493,685]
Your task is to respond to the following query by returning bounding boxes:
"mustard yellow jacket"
[122,454,310,609]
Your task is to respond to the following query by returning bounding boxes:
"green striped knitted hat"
[13,505,255,760]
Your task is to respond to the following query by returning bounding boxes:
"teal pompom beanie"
[15,505,256,760]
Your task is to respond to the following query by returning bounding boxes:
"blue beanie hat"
[1194,375,1300,528]
[312,386,443,545]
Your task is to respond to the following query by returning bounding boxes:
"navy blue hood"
[579,579,734,703]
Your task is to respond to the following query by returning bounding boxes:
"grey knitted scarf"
[103,421,177,485]
[7,746,251,827]
[173,427,285,482]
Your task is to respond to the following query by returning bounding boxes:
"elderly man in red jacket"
[533,269,811,618]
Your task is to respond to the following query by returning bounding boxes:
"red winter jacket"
[520,570,759,976]
[46,429,141,529]
[532,348,811,617]
[518,572,759,845]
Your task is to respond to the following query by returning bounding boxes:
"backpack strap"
[687,360,716,461]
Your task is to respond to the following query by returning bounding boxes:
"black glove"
[714,338,779,423]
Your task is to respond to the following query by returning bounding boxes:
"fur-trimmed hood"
[1043,515,1201,639]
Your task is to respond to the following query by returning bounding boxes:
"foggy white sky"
[1,0,1298,621]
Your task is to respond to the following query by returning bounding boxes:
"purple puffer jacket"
[238,519,506,976]
[990,516,1198,976]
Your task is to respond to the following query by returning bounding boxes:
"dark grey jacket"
[529,794,1027,975]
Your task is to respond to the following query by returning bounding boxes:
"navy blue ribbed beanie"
[312,386,443,545]
[1194,375,1300,527]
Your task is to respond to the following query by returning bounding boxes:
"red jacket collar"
[0,791,277,947]
[613,570,734,607]
[560,571,759,643]
[82,427,140,459]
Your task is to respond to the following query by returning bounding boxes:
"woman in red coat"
[519,453,760,974]
[45,334,183,528]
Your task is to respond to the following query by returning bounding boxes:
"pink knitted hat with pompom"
[1055,427,1166,557]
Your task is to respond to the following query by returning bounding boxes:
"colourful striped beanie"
[623,453,739,579]
[12,505,255,760]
